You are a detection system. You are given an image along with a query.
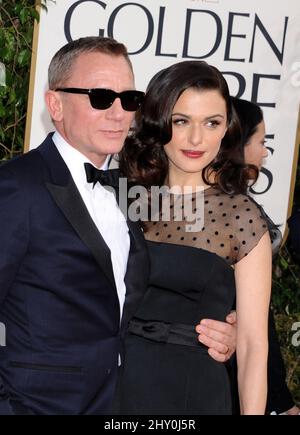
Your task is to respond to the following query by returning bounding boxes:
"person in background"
[288,208,300,261]
[231,96,299,416]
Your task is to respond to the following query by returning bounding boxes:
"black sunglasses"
[55,87,144,111]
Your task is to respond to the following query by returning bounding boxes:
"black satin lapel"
[46,179,117,292]
[113,181,145,246]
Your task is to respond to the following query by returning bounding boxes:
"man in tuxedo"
[0,37,236,415]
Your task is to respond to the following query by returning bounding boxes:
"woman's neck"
[166,171,211,193]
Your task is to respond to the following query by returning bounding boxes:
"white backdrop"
[25,0,300,232]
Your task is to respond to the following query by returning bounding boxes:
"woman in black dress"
[117,61,272,415]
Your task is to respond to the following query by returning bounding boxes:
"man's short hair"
[48,36,132,90]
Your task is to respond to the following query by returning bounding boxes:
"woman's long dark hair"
[230,96,263,181]
[230,97,263,147]
[231,96,281,244]
[120,60,256,194]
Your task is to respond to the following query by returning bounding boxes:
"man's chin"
[96,141,125,158]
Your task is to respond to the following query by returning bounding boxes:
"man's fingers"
[195,318,236,358]
[207,348,228,363]
[226,311,237,325]
[197,324,231,345]
[196,318,234,335]
[198,333,229,355]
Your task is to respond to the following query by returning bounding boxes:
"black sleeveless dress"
[117,187,269,415]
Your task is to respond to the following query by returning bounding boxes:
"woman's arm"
[234,231,272,415]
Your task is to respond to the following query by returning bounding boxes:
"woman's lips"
[181,150,205,159]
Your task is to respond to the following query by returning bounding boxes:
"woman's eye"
[207,120,220,128]
[173,118,187,125]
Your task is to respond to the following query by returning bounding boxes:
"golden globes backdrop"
[25,0,300,232]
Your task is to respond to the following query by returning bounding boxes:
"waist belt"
[127,318,207,351]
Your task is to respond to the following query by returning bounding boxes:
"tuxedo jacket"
[0,134,149,415]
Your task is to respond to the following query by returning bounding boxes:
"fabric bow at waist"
[127,318,207,351]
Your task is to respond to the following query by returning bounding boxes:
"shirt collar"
[52,131,110,186]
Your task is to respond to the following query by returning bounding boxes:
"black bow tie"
[84,163,117,188]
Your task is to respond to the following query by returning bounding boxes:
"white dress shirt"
[52,132,130,322]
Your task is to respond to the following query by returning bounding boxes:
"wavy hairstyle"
[230,97,263,147]
[120,60,255,194]
[230,97,262,181]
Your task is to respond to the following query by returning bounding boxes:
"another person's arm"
[234,231,272,414]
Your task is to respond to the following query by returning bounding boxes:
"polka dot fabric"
[145,186,272,265]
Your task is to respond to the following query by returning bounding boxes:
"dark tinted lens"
[89,89,144,111]
[89,89,115,110]
[120,91,144,111]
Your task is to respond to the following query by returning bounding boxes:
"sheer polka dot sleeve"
[144,187,272,267]
[232,195,269,263]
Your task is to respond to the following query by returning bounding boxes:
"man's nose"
[105,97,126,120]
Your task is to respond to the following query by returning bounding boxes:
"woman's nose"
[189,126,203,146]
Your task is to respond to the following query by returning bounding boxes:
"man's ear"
[45,90,64,122]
